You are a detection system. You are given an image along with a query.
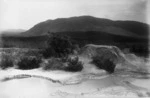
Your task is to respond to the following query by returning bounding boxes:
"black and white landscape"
[0,0,150,98]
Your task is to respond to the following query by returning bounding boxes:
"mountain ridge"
[21,16,149,38]
[0,16,149,56]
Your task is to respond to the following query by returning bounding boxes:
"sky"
[0,0,149,31]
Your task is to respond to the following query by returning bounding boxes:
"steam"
[81,44,150,76]
[118,50,150,73]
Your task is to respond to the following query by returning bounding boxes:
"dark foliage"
[0,54,14,69]
[92,55,116,73]
[17,56,42,70]
[42,47,56,58]
[1,16,148,57]
[64,56,83,72]
[1,35,47,48]
[42,33,77,58]
[56,31,148,57]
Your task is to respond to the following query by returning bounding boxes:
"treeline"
[0,33,83,72]
[1,30,149,57]
[1,32,148,73]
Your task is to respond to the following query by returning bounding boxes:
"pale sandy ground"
[0,54,150,98]
[0,68,150,98]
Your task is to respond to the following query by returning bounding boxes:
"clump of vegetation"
[91,55,116,73]
[0,54,14,69]
[17,56,42,70]
[64,56,83,72]
[42,58,65,70]
[42,56,83,72]
[42,33,78,58]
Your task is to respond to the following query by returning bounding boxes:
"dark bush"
[0,54,14,69]
[17,56,42,70]
[64,56,83,72]
[42,47,56,58]
[42,33,77,58]
[92,55,116,73]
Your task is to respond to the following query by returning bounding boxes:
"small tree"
[43,33,77,58]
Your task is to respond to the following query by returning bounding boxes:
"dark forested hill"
[22,16,149,38]
[1,16,149,56]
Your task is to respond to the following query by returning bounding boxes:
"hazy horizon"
[0,0,149,32]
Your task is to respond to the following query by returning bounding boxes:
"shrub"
[92,55,116,73]
[42,56,83,72]
[42,33,77,58]
[0,54,14,69]
[17,56,42,70]
[64,56,83,72]
[42,47,56,58]
[42,58,64,70]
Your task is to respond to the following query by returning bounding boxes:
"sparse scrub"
[42,58,65,70]
[23,49,42,57]
[0,54,14,69]
[17,56,42,70]
[92,55,116,73]
[64,56,83,72]
[42,56,83,72]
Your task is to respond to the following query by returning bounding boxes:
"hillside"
[22,16,149,38]
[0,16,149,56]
